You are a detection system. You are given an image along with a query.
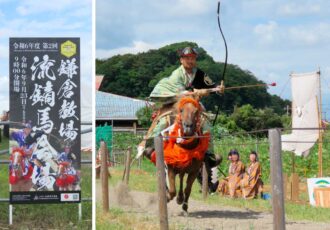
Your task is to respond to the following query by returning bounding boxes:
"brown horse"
[152,96,210,215]
[9,148,33,185]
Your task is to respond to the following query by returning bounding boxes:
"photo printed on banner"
[9,38,81,204]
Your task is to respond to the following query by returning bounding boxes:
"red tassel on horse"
[56,176,67,187]
[66,175,76,184]
[9,175,19,184]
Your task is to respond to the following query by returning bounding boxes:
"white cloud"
[166,0,212,16]
[278,3,321,16]
[0,45,8,59]
[254,21,278,43]
[0,75,9,111]
[0,18,85,36]
[96,41,165,59]
[288,27,318,45]
[240,0,277,18]
[95,0,330,115]
[16,0,90,16]
[80,37,93,82]
[288,22,330,45]
[0,0,92,112]
[322,67,330,93]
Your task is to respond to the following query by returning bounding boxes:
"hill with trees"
[96,41,290,116]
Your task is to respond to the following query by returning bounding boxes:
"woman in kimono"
[218,150,245,198]
[241,151,263,199]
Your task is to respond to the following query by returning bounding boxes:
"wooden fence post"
[100,141,109,212]
[154,136,169,230]
[269,129,286,230]
[283,173,288,200]
[291,173,299,202]
[124,147,132,185]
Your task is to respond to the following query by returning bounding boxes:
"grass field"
[96,129,330,229]
[0,133,92,229]
[97,164,330,229]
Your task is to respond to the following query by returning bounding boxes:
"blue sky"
[96,0,330,119]
[0,0,92,113]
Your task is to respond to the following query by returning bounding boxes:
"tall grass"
[215,130,330,184]
[110,129,330,185]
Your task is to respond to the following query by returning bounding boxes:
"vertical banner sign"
[9,38,81,203]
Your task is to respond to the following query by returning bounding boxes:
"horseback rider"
[138,46,223,188]
[57,145,76,164]
[11,123,34,156]
[11,122,45,158]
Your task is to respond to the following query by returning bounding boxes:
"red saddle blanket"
[151,123,210,168]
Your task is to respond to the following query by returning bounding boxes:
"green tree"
[136,106,153,128]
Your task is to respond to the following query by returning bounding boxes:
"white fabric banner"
[281,71,320,156]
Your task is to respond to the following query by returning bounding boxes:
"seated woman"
[241,151,263,199]
[218,149,245,198]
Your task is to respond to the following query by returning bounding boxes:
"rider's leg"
[143,117,168,159]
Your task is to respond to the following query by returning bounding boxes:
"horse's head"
[176,97,201,137]
[11,148,25,171]
[58,162,69,175]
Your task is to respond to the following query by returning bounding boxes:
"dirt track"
[96,181,330,230]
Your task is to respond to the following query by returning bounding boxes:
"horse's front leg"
[176,172,184,205]
[166,167,176,202]
[182,170,199,214]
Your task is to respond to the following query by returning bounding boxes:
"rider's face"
[180,56,197,72]
[24,128,31,136]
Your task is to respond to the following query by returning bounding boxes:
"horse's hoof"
[183,210,189,217]
[182,202,188,212]
[176,195,184,205]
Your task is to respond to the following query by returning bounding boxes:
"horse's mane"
[174,95,201,114]
[11,147,25,156]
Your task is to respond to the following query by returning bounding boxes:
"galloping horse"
[149,96,210,214]
[9,147,33,184]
